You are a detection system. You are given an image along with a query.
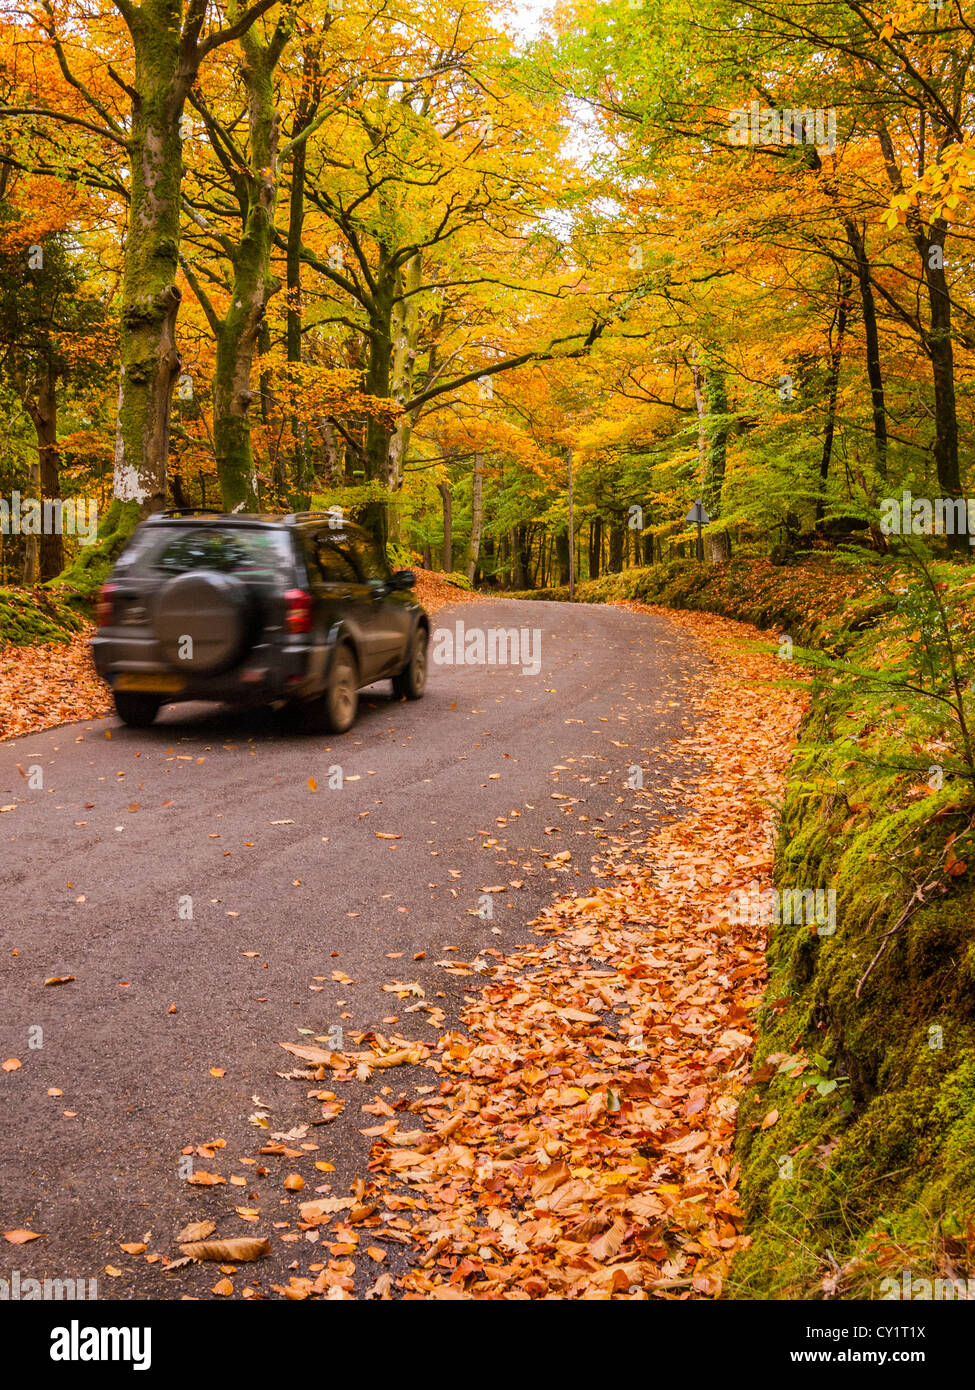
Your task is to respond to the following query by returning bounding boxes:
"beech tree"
[2,0,281,543]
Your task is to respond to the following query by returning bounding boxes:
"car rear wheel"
[113,691,162,728]
[324,645,359,731]
[296,644,359,734]
[392,628,428,700]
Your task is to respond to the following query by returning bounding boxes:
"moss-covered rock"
[443,571,473,591]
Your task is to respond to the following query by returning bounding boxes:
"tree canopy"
[0,0,972,581]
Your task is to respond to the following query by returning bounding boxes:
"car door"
[306,528,383,684]
[352,532,411,671]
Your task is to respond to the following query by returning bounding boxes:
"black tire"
[392,627,428,700]
[297,644,359,734]
[113,691,161,728]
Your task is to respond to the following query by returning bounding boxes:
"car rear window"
[121,526,295,584]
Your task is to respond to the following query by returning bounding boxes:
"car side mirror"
[390,569,416,590]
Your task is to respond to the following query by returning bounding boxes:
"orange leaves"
[180,1238,271,1262]
[186,1171,226,1187]
[0,629,112,740]
[531,1162,571,1199]
[944,835,968,879]
[332,604,806,1300]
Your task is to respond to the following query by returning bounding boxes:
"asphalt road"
[0,598,708,1299]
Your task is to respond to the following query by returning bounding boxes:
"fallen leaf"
[179,1238,271,1262]
[278,1042,347,1069]
[176,1221,216,1243]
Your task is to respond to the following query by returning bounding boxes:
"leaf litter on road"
[258,605,807,1299]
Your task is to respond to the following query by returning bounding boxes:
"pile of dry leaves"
[0,628,111,741]
[268,605,809,1299]
[408,569,491,616]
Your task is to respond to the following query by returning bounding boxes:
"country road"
[0,598,708,1298]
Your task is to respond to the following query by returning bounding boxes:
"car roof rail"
[158,507,226,518]
[285,509,346,524]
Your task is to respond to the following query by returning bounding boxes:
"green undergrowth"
[728,558,975,1299]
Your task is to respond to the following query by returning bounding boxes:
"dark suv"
[90,510,429,732]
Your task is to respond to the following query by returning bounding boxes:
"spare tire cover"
[153,571,254,675]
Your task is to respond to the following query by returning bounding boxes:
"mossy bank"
[506,555,885,649]
[509,554,975,1299]
[730,669,975,1298]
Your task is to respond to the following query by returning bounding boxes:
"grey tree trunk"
[113,3,192,517]
[589,517,602,578]
[212,22,287,512]
[844,219,887,479]
[438,480,452,572]
[555,529,570,584]
[608,524,624,573]
[31,367,64,581]
[467,453,484,583]
[817,272,851,522]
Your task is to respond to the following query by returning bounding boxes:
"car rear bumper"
[90,635,315,704]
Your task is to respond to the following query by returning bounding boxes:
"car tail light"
[284,588,314,634]
[96,582,117,627]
